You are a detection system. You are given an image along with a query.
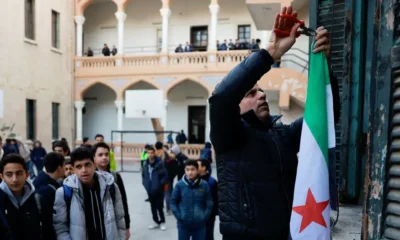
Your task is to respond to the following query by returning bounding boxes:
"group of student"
[141,142,218,240]
[0,134,131,240]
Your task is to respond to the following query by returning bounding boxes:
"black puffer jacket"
[209,49,340,238]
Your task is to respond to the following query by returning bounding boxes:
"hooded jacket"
[170,175,213,228]
[0,180,52,240]
[209,49,340,238]
[53,171,126,240]
[142,157,168,195]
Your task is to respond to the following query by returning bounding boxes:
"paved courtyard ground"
[120,164,362,240]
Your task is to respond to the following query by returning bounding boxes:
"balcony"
[75,50,250,78]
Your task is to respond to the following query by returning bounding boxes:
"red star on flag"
[292,189,330,233]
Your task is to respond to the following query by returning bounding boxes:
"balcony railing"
[75,50,250,70]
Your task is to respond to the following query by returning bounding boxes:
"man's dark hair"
[70,147,93,166]
[198,159,210,170]
[83,137,89,143]
[155,141,163,150]
[52,140,68,152]
[147,146,155,152]
[163,145,169,150]
[145,144,152,150]
[256,39,261,43]
[61,138,67,142]
[184,160,199,169]
[44,152,65,173]
[0,154,27,173]
[64,157,72,166]
[94,134,104,140]
[92,142,110,156]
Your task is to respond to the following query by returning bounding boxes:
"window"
[25,0,35,40]
[52,103,60,140]
[190,26,208,51]
[52,10,60,48]
[238,25,251,43]
[26,99,36,140]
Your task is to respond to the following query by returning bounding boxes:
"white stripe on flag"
[290,121,330,240]
[326,85,336,148]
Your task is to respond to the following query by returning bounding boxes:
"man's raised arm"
[209,8,302,153]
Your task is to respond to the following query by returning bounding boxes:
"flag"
[289,42,335,240]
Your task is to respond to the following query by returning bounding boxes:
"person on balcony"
[228,39,235,50]
[234,39,241,50]
[112,45,118,56]
[219,40,228,51]
[209,6,340,239]
[87,47,94,57]
[175,44,184,53]
[252,39,261,51]
[184,42,194,52]
[102,43,111,56]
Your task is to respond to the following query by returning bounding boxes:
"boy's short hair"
[44,152,65,173]
[64,157,72,166]
[163,145,169,150]
[94,134,104,140]
[155,141,163,150]
[83,137,89,143]
[184,160,199,169]
[198,159,210,170]
[92,142,110,156]
[70,147,93,166]
[52,140,68,152]
[147,146,155,152]
[0,154,27,173]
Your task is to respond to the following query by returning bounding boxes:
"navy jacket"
[33,171,60,239]
[0,209,12,240]
[209,49,340,238]
[142,157,168,195]
[170,175,213,228]
[30,147,47,171]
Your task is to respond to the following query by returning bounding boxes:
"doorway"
[188,106,206,144]
[190,26,208,51]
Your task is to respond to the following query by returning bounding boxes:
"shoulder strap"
[47,184,57,192]
[208,177,216,189]
[63,185,72,223]
[34,193,43,239]
[109,184,116,204]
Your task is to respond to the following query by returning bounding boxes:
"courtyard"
[120,165,362,240]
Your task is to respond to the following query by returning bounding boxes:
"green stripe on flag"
[304,42,331,165]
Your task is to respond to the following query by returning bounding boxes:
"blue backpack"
[200,148,212,162]
[63,184,116,222]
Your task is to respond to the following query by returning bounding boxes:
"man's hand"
[125,229,130,240]
[313,26,331,59]
[267,6,301,62]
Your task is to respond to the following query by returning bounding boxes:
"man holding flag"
[209,6,340,240]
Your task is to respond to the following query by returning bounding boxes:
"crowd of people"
[175,38,262,53]
[0,132,217,240]
[84,44,118,57]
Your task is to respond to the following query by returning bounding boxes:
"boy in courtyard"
[171,160,213,240]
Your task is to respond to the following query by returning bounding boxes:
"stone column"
[115,100,125,131]
[74,101,85,141]
[115,12,127,55]
[160,8,171,54]
[74,16,86,57]
[205,99,211,142]
[208,4,220,51]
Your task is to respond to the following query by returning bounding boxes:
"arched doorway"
[83,0,118,56]
[167,79,209,144]
[123,80,160,144]
[82,83,117,142]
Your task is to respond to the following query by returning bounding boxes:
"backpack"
[63,184,116,222]
[208,176,216,190]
